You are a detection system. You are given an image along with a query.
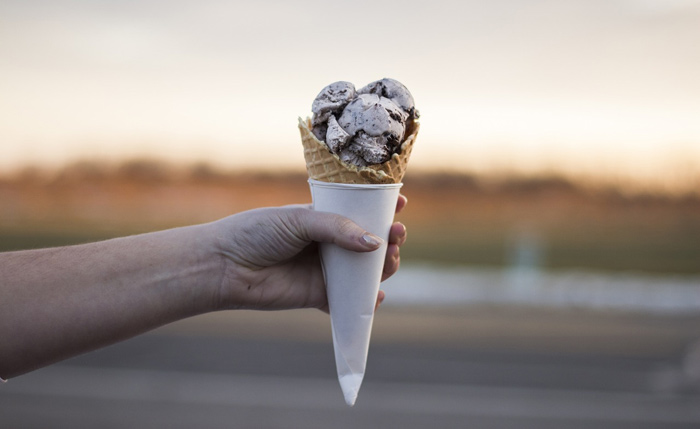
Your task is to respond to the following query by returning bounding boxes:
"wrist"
[135,223,231,317]
[178,222,231,314]
[205,215,272,311]
[199,218,249,311]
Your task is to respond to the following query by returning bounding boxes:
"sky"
[1,0,699,192]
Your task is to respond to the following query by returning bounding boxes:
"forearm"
[0,224,222,379]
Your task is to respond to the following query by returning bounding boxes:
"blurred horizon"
[2,156,700,198]
[2,0,700,195]
[2,158,699,275]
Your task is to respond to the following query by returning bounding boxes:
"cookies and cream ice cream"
[300,78,419,184]
[311,78,419,167]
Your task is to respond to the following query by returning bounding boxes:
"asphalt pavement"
[2,307,699,428]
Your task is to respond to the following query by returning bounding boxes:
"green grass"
[400,226,700,274]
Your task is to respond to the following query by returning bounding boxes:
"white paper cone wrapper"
[308,179,402,406]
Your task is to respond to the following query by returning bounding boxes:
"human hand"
[210,195,408,312]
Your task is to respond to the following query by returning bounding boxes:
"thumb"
[293,208,383,252]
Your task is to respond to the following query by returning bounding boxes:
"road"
[2,307,699,428]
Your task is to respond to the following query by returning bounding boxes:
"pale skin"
[0,196,408,380]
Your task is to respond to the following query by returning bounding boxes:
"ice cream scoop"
[335,94,406,166]
[311,81,356,141]
[357,78,419,121]
[311,78,418,167]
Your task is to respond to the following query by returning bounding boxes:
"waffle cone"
[299,117,419,184]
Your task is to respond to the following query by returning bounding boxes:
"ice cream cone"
[308,179,403,406]
[299,117,419,184]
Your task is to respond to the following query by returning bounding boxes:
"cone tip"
[339,372,364,407]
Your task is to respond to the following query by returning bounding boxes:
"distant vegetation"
[1,160,699,274]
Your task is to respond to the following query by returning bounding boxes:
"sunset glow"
[2,0,699,192]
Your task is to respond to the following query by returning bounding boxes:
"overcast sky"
[1,0,699,191]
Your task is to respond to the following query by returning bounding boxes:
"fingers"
[395,194,407,214]
[299,213,406,254]
[292,193,406,252]
[293,209,383,252]
[383,222,406,281]
[388,222,407,246]
[375,290,385,311]
[382,243,400,281]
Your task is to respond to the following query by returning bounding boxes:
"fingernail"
[362,233,382,248]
